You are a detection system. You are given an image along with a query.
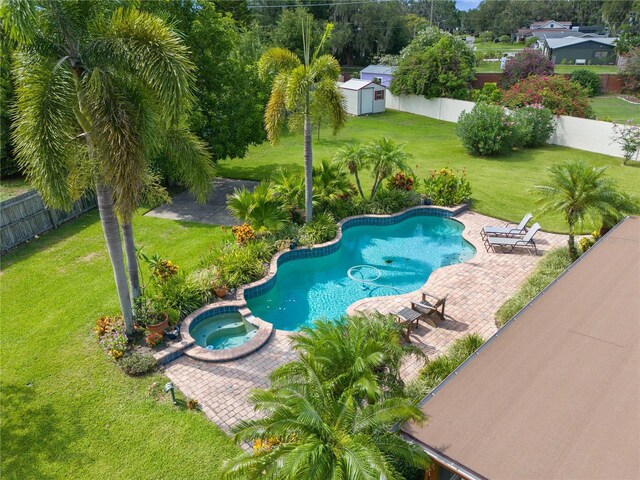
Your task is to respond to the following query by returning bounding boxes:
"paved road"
[145,178,258,226]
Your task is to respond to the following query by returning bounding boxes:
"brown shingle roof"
[402,216,640,480]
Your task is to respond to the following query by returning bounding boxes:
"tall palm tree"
[3,1,213,333]
[366,138,412,198]
[333,144,368,199]
[258,20,346,223]
[533,160,637,259]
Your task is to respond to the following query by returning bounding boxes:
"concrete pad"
[145,178,258,226]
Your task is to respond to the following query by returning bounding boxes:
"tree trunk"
[304,108,313,223]
[567,222,578,260]
[122,222,140,301]
[96,183,134,334]
[354,170,365,199]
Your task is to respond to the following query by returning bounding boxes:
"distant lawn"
[218,110,640,233]
[1,211,239,479]
[476,61,619,74]
[473,41,524,54]
[591,96,640,123]
[0,177,30,201]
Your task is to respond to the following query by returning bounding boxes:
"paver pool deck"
[164,210,568,433]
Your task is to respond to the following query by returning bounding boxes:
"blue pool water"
[247,215,475,331]
[190,312,257,349]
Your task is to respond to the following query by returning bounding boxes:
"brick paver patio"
[164,210,567,433]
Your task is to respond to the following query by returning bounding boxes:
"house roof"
[531,19,572,28]
[360,65,397,75]
[401,216,640,480]
[339,79,375,91]
[545,36,617,49]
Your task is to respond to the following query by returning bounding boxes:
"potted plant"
[211,272,228,299]
[146,311,169,336]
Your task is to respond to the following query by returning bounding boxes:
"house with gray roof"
[359,65,397,88]
[542,36,617,65]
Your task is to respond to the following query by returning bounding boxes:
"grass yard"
[591,96,640,123]
[218,110,640,233]
[0,177,31,202]
[473,41,524,54]
[0,211,239,479]
[475,61,619,74]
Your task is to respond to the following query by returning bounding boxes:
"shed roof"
[545,36,617,49]
[360,65,397,75]
[340,79,375,91]
[402,216,640,480]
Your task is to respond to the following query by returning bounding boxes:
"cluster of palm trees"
[222,314,431,479]
[3,2,214,333]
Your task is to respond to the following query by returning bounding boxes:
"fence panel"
[0,190,96,252]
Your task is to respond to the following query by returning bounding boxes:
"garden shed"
[339,79,386,116]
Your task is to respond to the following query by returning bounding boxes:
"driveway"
[145,178,258,226]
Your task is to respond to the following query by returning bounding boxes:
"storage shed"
[338,79,386,116]
[359,65,397,88]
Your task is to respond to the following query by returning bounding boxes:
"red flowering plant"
[501,49,555,88]
[501,76,594,118]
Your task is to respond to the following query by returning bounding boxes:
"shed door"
[360,88,373,114]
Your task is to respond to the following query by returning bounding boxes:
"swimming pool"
[246,214,475,331]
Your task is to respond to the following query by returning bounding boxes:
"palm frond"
[258,47,301,80]
[264,72,289,144]
[313,78,347,136]
[0,0,38,44]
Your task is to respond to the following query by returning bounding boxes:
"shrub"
[423,168,472,206]
[498,35,511,43]
[470,82,501,104]
[501,75,594,118]
[299,212,337,246]
[579,231,601,253]
[359,188,421,215]
[496,247,572,326]
[478,31,493,42]
[154,274,203,318]
[387,171,416,191]
[186,267,218,304]
[621,47,640,93]
[569,69,601,96]
[227,183,289,232]
[119,352,157,376]
[612,121,640,165]
[456,103,513,156]
[146,332,163,348]
[406,333,485,401]
[231,223,255,244]
[511,106,556,148]
[99,318,128,360]
[203,239,275,289]
[501,49,554,88]
[524,36,538,47]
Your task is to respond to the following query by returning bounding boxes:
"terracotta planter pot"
[214,286,228,298]
[146,313,169,336]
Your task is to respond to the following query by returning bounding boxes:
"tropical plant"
[258,21,347,223]
[501,49,555,88]
[423,168,472,206]
[358,188,421,215]
[298,212,338,246]
[2,2,213,333]
[311,158,354,210]
[333,144,368,199]
[221,315,430,479]
[202,239,275,289]
[533,161,638,259]
[270,167,305,215]
[569,69,601,96]
[365,138,412,197]
[227,183,289,232]
[456,103,514,156]
[501,75,594,118]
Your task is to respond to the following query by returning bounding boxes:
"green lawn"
[218,110,640,233]
[0,177,31,202]
[0,211,240,479]
[591,96,640,123]
[475,61,619,74]
[473,41,524,54]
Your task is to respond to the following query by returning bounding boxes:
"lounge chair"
[410,291,447,328]
[481,213,533,239]
[484,223,541,254]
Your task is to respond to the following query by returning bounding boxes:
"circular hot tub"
[190,312,257,350]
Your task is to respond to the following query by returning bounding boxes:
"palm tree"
[333,144,368,199]
[227,183,289,232]
[3,2,213,333]
[533,160,637,259]
[311,159,354,210]
[365,138,412,198]
[258,20,346,223]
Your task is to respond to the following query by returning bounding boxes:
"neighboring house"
[402,216,640,480]
[531,31,606,49]
[543,36,617,65]
[359,65,397,88]
[338,79,386,116]
[516,19,572,40]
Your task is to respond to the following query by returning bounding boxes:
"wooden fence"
[0,190,96,252]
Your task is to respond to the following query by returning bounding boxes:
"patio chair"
[484,223,541,255]
[480,213,533,239]
[410,291,447,328]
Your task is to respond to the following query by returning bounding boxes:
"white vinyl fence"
[385,93,625,159]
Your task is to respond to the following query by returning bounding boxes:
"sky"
[456,0,482,11]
